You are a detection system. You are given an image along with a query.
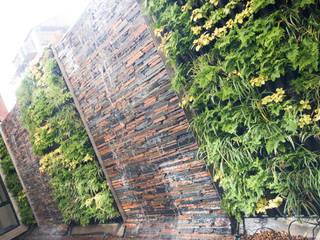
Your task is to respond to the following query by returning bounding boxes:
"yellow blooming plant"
[39,147,64,173]
[209,0,219,6]
[313,109,320,122]
[154,26,164,38]
[158,32,171,56]
[298,114,313,128]
[181,3,192,13]
[179,95,194,108]
[261,88,286,105]
[213,170,223,182]
[204,19,214,30]
[83,153,93,162]
[228,70,242,78]
[147,0,320,223]
[17,49,120,225]
[256,196,283,214]
[191,26,202,35]
[250,75,269,87]
[191,9,204,22]
[194,33,213,51]
[284,105,293,111]
[193,0,254,51]
[300,100,311,110]
[17,190,27,202]
[85,198,94,207]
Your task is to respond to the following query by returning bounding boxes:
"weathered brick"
[54,0,232,239]
[134,24,148,40]
[1,107,66,230]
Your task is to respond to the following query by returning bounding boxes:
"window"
[0,176,19,236]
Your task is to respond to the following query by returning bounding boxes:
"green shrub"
[16,49,119,226]
[146,0,320,221]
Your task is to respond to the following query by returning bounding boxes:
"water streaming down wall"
[0,107,68,237]
[54,0,232,238]
[0,0,233,239]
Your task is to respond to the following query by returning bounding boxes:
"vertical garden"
[16,49,119,226]
[146,0,320,221]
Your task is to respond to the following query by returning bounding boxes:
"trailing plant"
[0,137,36,225]
[16,49,120,226]
[147,0,320,221]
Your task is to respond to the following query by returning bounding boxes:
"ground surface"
[240,230,308,240]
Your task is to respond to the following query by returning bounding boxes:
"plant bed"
[145,0,320,222]
[239,230,308,240]
[16,48,120,226]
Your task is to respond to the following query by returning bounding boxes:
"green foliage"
[0,137,36,225]
[16,49,119,226]
[147,0,320,221]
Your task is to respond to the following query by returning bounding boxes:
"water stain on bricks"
[52,0,233,238]
[1,107,65,228]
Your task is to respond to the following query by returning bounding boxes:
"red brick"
[134,24,148,39]
[153,116,165,124]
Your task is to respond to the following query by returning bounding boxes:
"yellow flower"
[209,0,219,6]
[300,100,311,110]
[284,105,293,111]
[213,170,223,182]
[256,196,283,214]
[273,88,285,103]
[298,114,313,128]
[85,198,93,207]
[314,109,320,121]
[261,95,273,105]
[268,197,283,209]
[204,19,214,30]
[228,70,242,78]
[181,4,192,12]
[39,165,46,173]
[162,32,171,43]
[180,95,194,108]
[211,0,254,40]
[68,160,78,170]
[154,27,164,38]
[83,153,93,162]
[181,98,187,107]
[191,26,202,35]
[261,88,285,105]
[95,193,104,209]
[211,25,228,40]
[256,198,269,214]
[250,75,269,87]
[194,33,213,51]
[18,190,27,202]
[158,32,171,56]
[191,9,203,22]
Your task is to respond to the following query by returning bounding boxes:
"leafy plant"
[146,0,320,221]
[16,48,120,226]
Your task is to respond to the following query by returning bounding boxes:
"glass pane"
[0,183,7,203]
[0,204,19,235]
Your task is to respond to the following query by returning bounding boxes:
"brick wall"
[55,0,232,238]
[0,107,67,235]
[0,94,8,121]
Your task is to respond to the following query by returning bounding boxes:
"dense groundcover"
[146,0,320,221]
[16,49,119,226]
[0,137,36,225]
